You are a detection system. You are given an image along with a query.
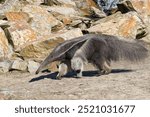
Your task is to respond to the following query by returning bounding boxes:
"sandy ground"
[0,56,150,100]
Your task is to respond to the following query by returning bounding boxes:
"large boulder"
[4,10,62,52]
[87,12,147,39]
[11,59,28,71]
[22,5,62,35]
[4,11,38,52]
[5,21,37,51]
[129,0,150,43]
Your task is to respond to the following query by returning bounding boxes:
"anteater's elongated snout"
[35,55,54,74]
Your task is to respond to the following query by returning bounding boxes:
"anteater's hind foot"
[101,61,111,75]
[94,60,111,76]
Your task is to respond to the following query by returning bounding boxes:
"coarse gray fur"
[73,34,148,62]
[36,34,148,79]
[71,34,148,77]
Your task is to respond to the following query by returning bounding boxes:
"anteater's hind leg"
[92,55,111,76]
[56,60,72,80]
[100,60,111,75]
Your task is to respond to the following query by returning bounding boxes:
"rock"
[46,6,79,16]
[74,0,101,17]
[27,60,40,73]
[87,12,147,39]
[58,28,83,40]
[90,6,106,18]
[130,0,150,21]
[57,15,72,26]
[68,16,91,29]
[45,0,99,16]
[0,0,19,19]
[129,0,150,43]
[22,5,62,35]
[0,20,10,28]
[19,28,83,61]
[44,5,80,29]
[44,5,94,30]
[4,11,39,51]
[0,61,11,73]
[25,0,43,5]
[11,59,28,71]
[18,36,64,62]
[117,0,136,14]
[5,21,37,51]
[0,0,43,15]
[141,24,150,43]
[44,0,76,6]
[70,19,88,30]
[5,12,30,22]
[0,27,10,59]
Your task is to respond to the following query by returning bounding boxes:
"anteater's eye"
[76,70,81,73]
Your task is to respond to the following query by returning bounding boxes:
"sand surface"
[0,57,150,100]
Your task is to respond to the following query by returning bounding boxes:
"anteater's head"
[71,57,83,73]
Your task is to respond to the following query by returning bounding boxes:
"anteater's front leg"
[56,60,71,80]
[92,56,111,76]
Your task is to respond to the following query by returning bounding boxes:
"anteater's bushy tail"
[106,37,148,62]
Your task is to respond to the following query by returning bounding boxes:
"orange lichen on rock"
[119,16,136,37]
[86,0,98,8]
[5,12,30,22]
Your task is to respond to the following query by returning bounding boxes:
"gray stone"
[0,61,11,73]
[11,59,28,71]
[87,12,147,39]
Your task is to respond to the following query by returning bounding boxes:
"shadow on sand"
[29,69,134,83]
